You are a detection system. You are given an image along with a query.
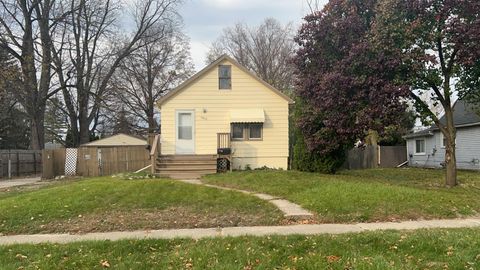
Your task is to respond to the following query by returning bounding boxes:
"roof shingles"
[405,99,480,138]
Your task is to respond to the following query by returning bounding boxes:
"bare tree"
[112,29,194,135]
[0,0,68,149]
[305,0,324,13]
[52,0,183,146]
[206,18,296,93]
[0,46,30,149]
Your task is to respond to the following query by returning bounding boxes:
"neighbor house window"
[231,123,263,141]
[440,133,456,148]
[219,65,231,89]
[415,139,425,154]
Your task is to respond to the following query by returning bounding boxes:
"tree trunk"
[78,83,91,145]
[79,113,90,145]
[21,44,45,150]
[445,138,457,187]
[69,119,80,147]
[147,108,156,134]
[30,113,45,150]
[443,106,457,187]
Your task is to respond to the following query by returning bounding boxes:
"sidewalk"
[180,179,314,220]
[1,218,479,246]
[0,177,41,190]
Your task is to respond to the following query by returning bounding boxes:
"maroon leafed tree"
[293,0,409,157]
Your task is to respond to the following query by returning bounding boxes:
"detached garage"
[77,134,150,177]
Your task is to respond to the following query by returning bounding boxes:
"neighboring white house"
[404,100,480,170]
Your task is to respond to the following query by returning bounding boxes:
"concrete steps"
[155,155,217,179]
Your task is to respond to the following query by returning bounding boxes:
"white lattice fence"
[64,148,78,176]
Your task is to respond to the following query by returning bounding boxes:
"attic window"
[219,65,231,89]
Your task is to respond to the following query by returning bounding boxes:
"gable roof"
[403,128,435,139]
[404,99,480,139]
[81,133,147,147]
[156,54,294,106]
[438,99,480,127]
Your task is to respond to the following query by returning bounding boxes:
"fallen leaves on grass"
[100,259,110,268]
[34,207,276,234]
[280,217,318,226]
[446,246,454,256]
[326,255,341,263]
[15,254,27,260]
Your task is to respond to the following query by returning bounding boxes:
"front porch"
[149,133,231,179]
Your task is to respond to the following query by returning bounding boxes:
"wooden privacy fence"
[378,146,407,168]
[0,150,42,179]
[42,146,150,179]
[42,149,66,179]
[344,145,407,170]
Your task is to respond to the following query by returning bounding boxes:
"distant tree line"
[0,0,192,149]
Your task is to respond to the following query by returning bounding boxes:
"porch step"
[158,167,217,173]
[158,154,217,160]
[156,172,212,179]
[155,154,218,179]
[156,164,217,170]
[157,160,217,165]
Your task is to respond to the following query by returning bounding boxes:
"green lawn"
[203,168,480,223]
[0,176,283,235]
[1,228,479,269]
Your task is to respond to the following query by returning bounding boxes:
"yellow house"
[154,55,293,178]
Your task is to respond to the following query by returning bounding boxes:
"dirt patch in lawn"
[29,207,280,234]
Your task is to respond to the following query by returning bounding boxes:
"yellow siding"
[160,59,289,169]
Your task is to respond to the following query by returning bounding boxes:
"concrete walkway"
[1,218,479,246]
[0,177,41,190]
[180,179,314,220]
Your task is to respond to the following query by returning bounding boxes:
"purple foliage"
[293,0,409,154]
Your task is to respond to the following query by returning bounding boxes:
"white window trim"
[414,138,426,155]
[218,65,232,90]
[231,123,263,141]
[440,133,456,148]
[440,133,446,148]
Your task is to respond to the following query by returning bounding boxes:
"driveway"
[0,177,42,190]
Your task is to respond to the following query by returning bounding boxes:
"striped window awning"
[230,109,265,123]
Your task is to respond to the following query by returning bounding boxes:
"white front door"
[175,110,195,154]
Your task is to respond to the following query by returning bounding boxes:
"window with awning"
[230,109,265,123]
[230,109,264,141]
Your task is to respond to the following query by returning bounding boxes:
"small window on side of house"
[219,65,231,90]
[415,139,425,154]
[248,124,262,140]
[231,123,263,141]
[232,124,244,140]
[441,133,456,148]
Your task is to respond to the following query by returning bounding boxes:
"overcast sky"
[179,0,327,70]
